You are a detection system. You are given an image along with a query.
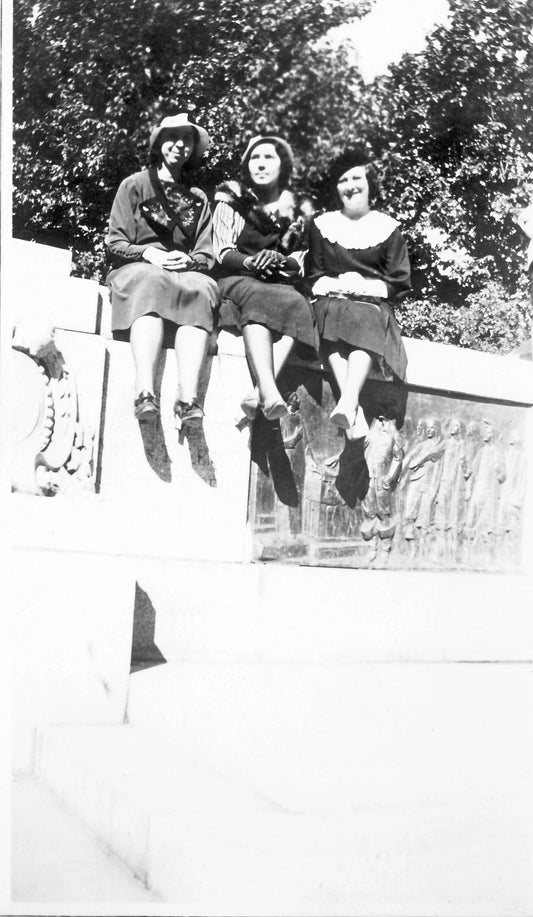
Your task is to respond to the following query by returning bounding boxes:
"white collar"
[315,209,399,249]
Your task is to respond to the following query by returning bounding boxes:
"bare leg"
[242,324,291,418]
[174,324,209,403]
[130,313,165,393]
[273,334,294,378]
[327,345,372,429]
[241,333,294,417]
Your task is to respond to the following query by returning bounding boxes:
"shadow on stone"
[137,356,172,482]
[251,414,299,506]
[130,582,167,674]
[180,424,217,487]
[177,353,217,486]
[336,436,369,508]
[138,418,172,482]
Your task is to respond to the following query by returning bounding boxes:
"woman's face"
[337,165,370,218]
[247,142,282,189]
[159,126,195,169]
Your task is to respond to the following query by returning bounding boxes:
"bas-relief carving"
[11,320,96,496]
[249,367,527,571]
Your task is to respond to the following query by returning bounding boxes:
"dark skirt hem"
[108,262,219,335]
[313,295,407,382]
[217,275,317,352]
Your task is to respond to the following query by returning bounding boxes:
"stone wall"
[5,239,533,914]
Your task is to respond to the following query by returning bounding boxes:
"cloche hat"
[149,113,210,156]
[241,135,294,169]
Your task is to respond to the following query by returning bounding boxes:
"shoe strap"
[135,390,157,406]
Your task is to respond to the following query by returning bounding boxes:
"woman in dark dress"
[307,149,411,437]
[106,113,219,428]
[213,135,316,421]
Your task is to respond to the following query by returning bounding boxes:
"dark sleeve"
[105,177,152,262]
[187,191,215,272]
[304,220,327,287]
[381,228,411,302]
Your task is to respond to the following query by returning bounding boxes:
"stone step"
[131,556,533,666]
[35,701,533,914]
[125,660,533,816]
[12,775,157,903]
[10,239,103,334]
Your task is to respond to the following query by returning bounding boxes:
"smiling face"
[247,142,282,190]
[337,165,370,218]
[159,126,195,170]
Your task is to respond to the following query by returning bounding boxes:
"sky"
[330,0,450,82]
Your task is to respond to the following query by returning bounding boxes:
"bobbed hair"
[240,137,294,191]
[148,125,203,173]
[326,147,381,209]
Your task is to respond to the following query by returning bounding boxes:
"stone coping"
[215,330,533,407]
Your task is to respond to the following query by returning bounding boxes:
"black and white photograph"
[2,0,533,913]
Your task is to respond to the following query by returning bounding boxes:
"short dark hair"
[241,138,293,190]
[326,148,381,208]
[148,126,202,170]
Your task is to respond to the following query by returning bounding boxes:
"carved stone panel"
[11,321,96,496]
[248,364,527,571]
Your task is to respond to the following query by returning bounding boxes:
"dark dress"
[106,169,219,337]
[307,210,411,380]
[212,182,317,352]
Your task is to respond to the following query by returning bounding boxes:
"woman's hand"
[337,272,388,298]
[311,275,345,296]
[336,271,366,293]
[244,249,285,280]
[143,247,192,271]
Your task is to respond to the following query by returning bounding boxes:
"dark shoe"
[174,398,204,429]
[134,390,159,421]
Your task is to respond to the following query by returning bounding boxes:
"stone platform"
[5,238,533,915]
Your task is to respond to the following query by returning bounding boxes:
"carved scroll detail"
[11,320,95,496]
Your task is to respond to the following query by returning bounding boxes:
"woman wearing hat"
[307,149,411,437]
[106,113,219,427]
[212,135,316,421]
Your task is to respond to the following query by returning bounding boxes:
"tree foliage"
[358,0,533,350]
[13,0,368,276]
[13,0,533,352]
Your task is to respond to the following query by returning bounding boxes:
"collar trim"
[315,210,399,249]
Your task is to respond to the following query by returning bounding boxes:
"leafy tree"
[13,0,369,278]
[13,0,533,353]
[355,0,533,351]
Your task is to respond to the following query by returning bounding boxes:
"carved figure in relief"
[402,417,444,557]
[433,417,470,563]
[276,391,306,535]
[398,415,423,488]
[361,415,403,562]
[464,419,506,563]
[464,420,481,500]
[498,425,526,563]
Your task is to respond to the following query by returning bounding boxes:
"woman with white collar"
[213,135,316,421]
[307,149,411,436]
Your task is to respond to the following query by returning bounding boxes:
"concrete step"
[34,709,533,914]
[12,774,157,903]
[126,660,533,814]
[131,556,533,666]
